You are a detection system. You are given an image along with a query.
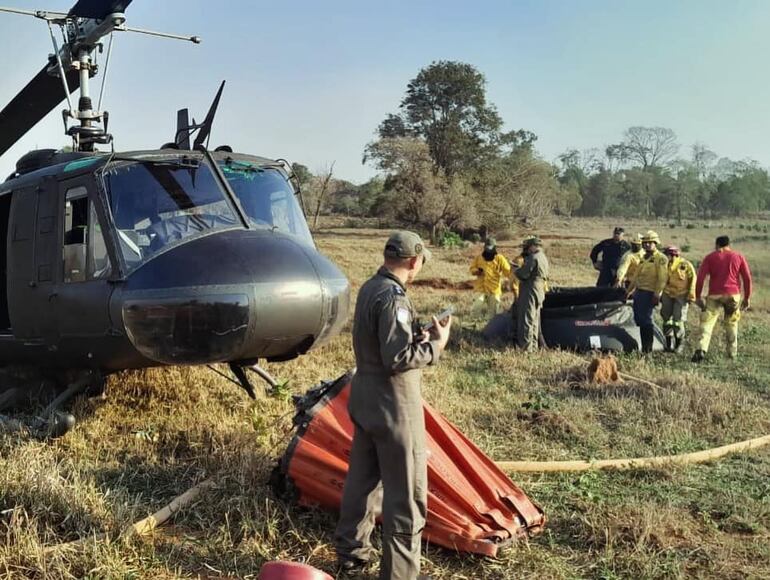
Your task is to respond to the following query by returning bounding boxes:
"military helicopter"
[0,0,350,435]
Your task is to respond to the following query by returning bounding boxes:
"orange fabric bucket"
[274,372,545,557]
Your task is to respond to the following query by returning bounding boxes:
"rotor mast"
[0,2,201,153]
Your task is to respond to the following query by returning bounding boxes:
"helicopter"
[0,0,351,435]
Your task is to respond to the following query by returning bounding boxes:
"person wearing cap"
[691,236,753,362]
[661,246,697,353]
[335,231,452,580]
[509,251,526,303]
[614,233,644,288]
[627,230,668,353]
[513,236,549,351]
[590,227,631,287]
[469,238,512,319]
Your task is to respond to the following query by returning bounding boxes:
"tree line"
[295,61,770,237]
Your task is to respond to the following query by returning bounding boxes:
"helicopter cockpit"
[98,153,314,274]
[0,2,350,389]
[103,156,238,271]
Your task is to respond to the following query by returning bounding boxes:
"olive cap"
[384,231,432,262]
[522,236,543,247]
[484,237,497,251]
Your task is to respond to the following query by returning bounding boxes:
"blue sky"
[0,0,768,183]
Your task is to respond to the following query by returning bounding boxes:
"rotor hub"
[0,2,202,159]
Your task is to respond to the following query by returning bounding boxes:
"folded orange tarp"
[272,372,545,557]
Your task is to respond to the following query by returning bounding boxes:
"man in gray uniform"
[335,231,452,580]
[514,236,549,351]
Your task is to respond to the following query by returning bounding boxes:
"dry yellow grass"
[1,217,769,579]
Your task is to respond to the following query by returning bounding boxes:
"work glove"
[742,299,751,311]
[473,268,483,276]
[696,299,706,311]
[592,261,602,271]
[652,294,661,307]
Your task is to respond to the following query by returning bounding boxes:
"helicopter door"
[6,178,60,342]
[53,179,113,341]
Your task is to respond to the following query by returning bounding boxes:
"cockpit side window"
[63,187,110,282]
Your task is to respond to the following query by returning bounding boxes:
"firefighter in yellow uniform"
[469,238,511,319]
[661,246,697,353]
[627,231,668,353]
[614,233,644,288]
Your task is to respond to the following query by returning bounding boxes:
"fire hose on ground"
[496,433,770,473]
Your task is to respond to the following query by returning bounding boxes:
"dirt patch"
[412,278,474,290]
[557,356,620,387]
[587,356,620,384]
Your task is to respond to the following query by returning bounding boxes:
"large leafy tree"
[364,137,479,239]
[378,61,509,175]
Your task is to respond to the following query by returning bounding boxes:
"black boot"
[674,332,684,354]
[640,325,654,353]
[691,349,706,363]
[665,333,675,353]
[337,558,368,577]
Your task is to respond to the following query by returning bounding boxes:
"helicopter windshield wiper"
[107,155,201,169]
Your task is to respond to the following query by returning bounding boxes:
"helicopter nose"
[116,230,349,365]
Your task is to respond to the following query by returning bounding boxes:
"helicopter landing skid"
[0,369,103,439]
[207,363,279,399]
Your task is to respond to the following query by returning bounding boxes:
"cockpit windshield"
[220,161,314,246]
[102,158,239,271]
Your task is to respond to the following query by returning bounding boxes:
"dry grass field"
[1,217,770,579]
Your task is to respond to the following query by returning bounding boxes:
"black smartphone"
[421,306,455,332]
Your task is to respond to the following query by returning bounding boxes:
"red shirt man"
[692,236,752,362]
[696,240,752,306]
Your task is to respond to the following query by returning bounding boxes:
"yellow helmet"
[641,230,660,244]
[631,233,643,245]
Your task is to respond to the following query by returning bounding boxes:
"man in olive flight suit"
[335,231,452,580]
[514,236,549,351]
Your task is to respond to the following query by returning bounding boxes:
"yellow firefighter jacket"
[630,249,668,295]
[664,255,697,301]
[470,253,511,298]
[616,248,644,284]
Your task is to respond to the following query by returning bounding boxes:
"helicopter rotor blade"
[192,81,225,150]
[69,0,133,18]
[0,63,81,159]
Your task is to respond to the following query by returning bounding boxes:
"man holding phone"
[335,231,452,580]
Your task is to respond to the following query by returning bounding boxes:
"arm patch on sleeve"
[396,307,410,324]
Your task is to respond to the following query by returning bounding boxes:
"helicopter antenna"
[0,1,201,157]
[193,81,225,150]
[173,81,226,151]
